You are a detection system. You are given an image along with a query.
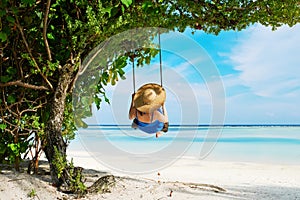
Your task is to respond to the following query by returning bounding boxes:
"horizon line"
[86,124,300,127]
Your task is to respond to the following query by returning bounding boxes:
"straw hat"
[133,83,166,113]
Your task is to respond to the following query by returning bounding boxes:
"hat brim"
[134,83,166,113]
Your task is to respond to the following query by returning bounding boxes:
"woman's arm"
[154,104,168,123]
[162,104,168,123]
[128,93,136,120]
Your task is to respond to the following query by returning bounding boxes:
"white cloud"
[229,24,300,98]
[222,24,300,123]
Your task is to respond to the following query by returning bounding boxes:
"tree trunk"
[43,64,75,186]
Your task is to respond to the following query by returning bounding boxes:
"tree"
[1,0,299,191]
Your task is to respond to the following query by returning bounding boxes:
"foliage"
[0,0,299,190]
[27,189,37,198]
[52,147,86,194]
[52,147,68,180]
[68,160,87,195]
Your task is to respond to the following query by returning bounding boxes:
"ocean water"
[71,125,300,170]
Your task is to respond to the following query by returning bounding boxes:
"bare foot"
[156,132,163,138]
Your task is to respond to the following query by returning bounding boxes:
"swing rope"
[132,54,136,93]
[131,29,136,93]
[158,28,163,87]
[132,29,163,93]
[158,28,165,114]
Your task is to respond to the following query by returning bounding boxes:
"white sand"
[68,149,300,200]
[1,148,300,200]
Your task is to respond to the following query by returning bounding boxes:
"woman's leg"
[156,132,163,138]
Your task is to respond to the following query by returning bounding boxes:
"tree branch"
[19,107,44,116]
[15,17,53,90]
[1,90,18,117]
[43,0,52,61]
[0,80,49,90]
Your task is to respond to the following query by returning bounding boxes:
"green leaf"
[111,77,116,85]
[47,33,55,40]
[35,11,43,19]
[7,95,16,104]
[103,7,113,17]
[94,96,101,109]
[118,68,125,77]
[6,66,17,75]
[120,0,132,8]
[32,120,40,128]
[0,32,7,42]
[74,118,88,128]
[101,72,109,85]
[0,75,12,83]
[21,0,35,6]
[104,95,110,104]
[11,7,18,15]
[0,10,6,17]
[142,2,152,10]
[0,124,7,131]
[6,16,15,23]
[8,143,20,155]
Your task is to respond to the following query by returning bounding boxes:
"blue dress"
[133,109,164,134]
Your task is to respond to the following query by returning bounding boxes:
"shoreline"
[86,124,300,127]
[67,148,300,199]
[1,147,300,199]
[0,140,300,200]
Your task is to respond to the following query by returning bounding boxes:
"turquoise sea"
[71,125,300,170]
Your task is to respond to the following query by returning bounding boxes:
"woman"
[129,83,169,138]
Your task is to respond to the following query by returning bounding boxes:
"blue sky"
[85,24,300,125]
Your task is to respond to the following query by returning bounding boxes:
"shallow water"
[71,125,300,168]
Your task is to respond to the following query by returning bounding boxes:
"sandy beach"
[69,150,300,200]
[1,146,300,200]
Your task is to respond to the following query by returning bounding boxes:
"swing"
[131,29,164,93]
[131,29,168,134]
